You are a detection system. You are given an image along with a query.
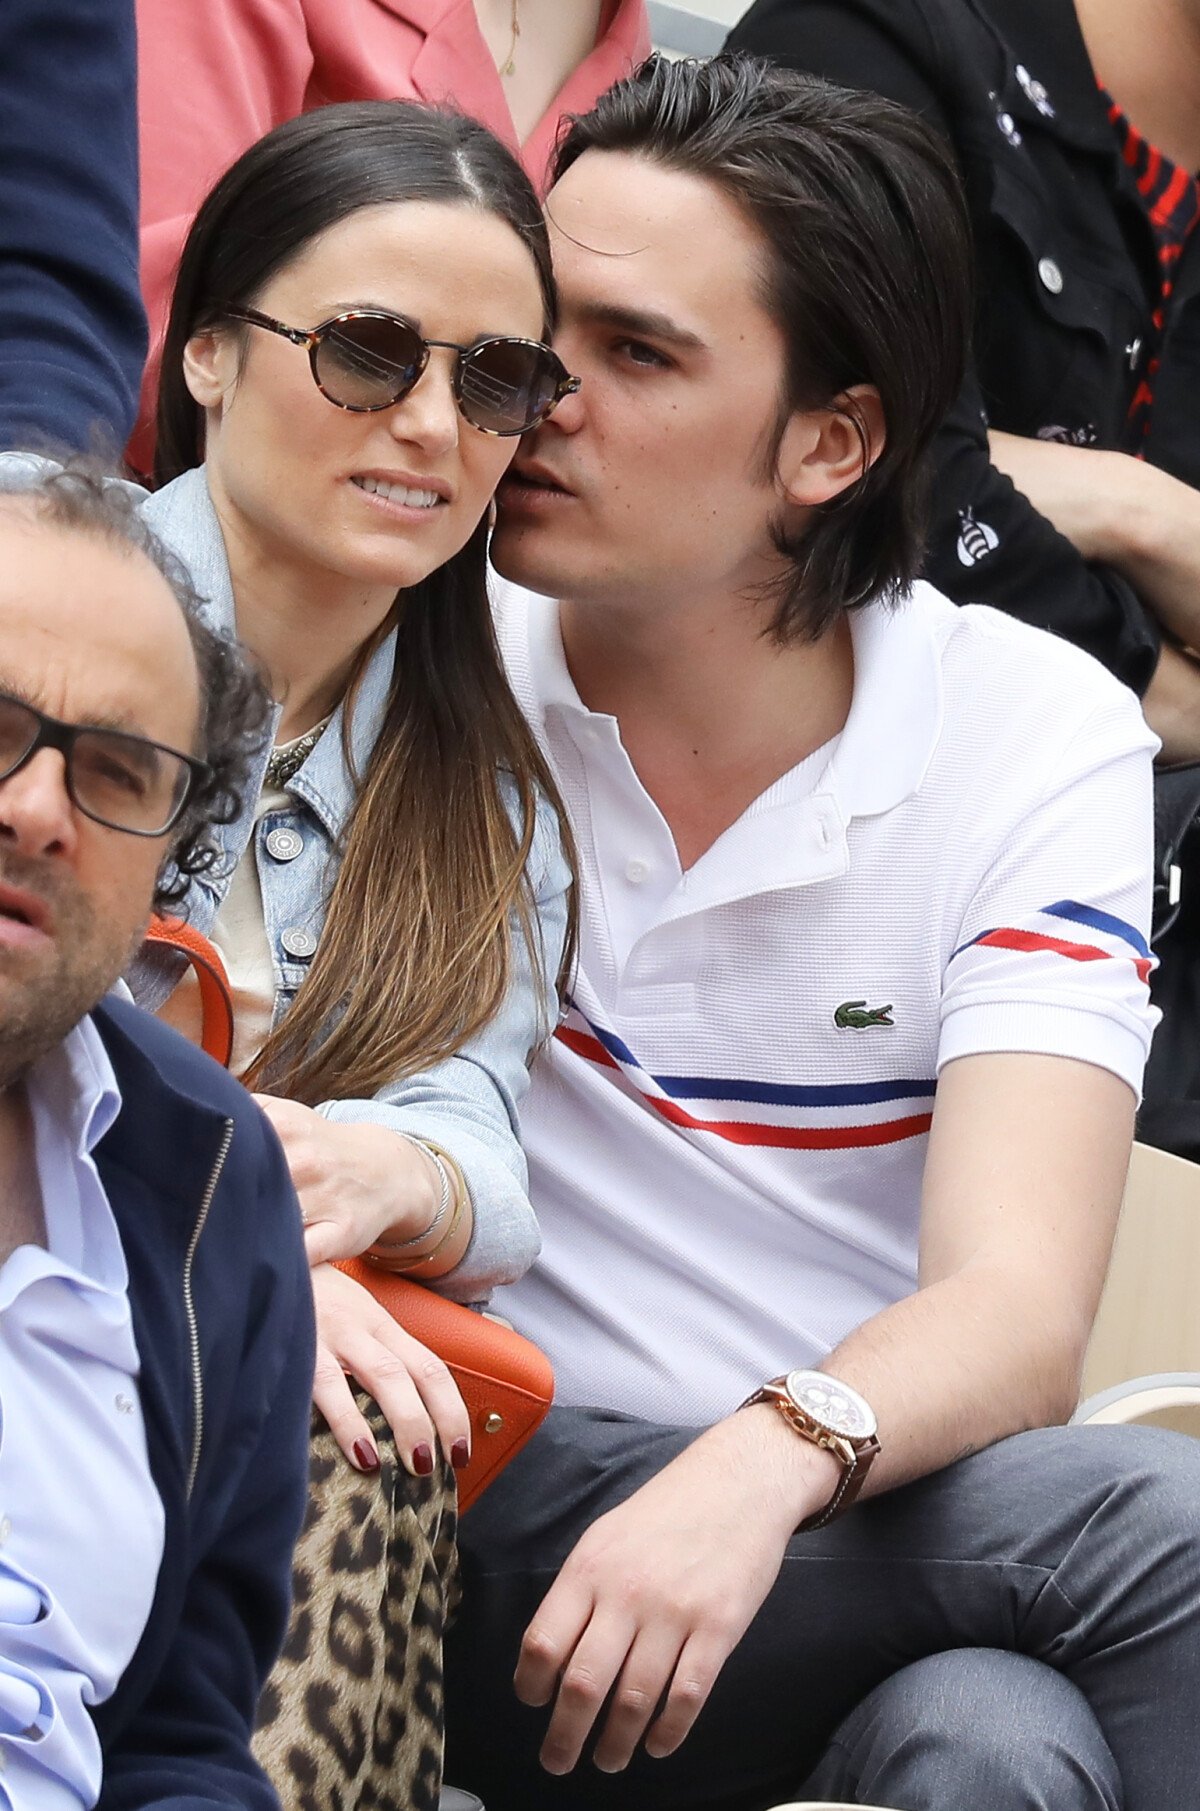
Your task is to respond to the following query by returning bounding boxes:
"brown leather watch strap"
[796,1431,881,1531]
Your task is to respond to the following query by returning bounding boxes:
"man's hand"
[515,1407,838,1774]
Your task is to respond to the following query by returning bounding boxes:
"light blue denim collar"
[142,465,396,854]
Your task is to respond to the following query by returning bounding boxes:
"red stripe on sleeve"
[975,927,1152,982]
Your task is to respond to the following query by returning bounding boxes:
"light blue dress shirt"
[0,1015,164,1809]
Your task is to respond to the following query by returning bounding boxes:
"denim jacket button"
[280,927,317,960]
[1037,256,1064,295]
[265,826,303,862]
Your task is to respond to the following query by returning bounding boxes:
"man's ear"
[182,327,239,412]
[775,384,886,508]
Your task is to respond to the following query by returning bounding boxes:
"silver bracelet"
[372,1133,453,1249]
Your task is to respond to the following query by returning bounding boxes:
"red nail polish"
[352,1439,381,1473]
[413,1442,434,1475]
[451,1438,470,1470]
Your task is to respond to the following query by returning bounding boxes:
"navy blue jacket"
[0,0,146,450]
[86,998,314,1810]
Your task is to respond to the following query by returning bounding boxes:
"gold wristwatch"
[742,1369,880,1531]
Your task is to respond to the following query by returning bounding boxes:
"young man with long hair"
[443,56,1200,1811]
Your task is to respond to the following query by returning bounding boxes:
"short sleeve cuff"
[938,997,1155,1102]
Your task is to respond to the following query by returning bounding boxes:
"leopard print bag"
[254,1394,460,1811]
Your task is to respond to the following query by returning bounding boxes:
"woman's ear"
[775,383,887,508]
[182,326,239,411]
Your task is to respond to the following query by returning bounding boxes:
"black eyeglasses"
[223,306,580,436]
[0,691,209,837]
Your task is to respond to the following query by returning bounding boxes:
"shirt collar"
[23,1007,124,1288]
[520,579,945,825]
[28,1010,123,1161]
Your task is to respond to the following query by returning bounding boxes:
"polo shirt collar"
[827,585,944,819]
[521,584,943,924]
[527,583,944,825]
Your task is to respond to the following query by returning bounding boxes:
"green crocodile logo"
[834,1000,895,1030]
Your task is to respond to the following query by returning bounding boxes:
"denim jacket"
[131,466,571,1301]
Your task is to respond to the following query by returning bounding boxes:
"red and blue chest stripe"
[554,1007,936,1151]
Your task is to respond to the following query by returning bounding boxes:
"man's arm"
[98,1116,315,1810]
[990,433,1200,745]
[514,1053,1133,1775]
[0,0,146,450]
[514,682,1156,1775]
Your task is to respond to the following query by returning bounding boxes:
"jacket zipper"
[184,1117,234,1500]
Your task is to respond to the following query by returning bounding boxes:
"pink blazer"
[133,0,650,465]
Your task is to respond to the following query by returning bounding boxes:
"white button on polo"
[265,826,303,862]
[280,927,318,960]
[1038,257,1064,295]
[625,858,650,885]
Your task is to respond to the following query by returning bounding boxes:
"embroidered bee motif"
[956,509,1000,567]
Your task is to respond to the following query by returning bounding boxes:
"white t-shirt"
[158,780,291,1077]
[492,578,1159,1425]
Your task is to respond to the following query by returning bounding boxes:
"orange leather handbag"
[145,914,235,1065]
[332,1257,553,1512]
[144,914,554,1511]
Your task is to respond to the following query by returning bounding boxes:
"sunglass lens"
[459,341,561,434]
[314,315,426,409]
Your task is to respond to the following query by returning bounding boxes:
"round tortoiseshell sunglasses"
[223,306,580,436]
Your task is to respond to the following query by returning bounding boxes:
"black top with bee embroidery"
[730,0,1200,696]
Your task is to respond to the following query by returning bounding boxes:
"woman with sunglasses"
[128,99,577,1810]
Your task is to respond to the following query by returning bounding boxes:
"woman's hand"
[310,1262,472,1476]
[254,1094,438,1266]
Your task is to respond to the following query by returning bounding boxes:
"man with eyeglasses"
[443,55,1200,1811]
[0,457,314,1809]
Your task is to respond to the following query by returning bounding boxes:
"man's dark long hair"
[555,55,974,640]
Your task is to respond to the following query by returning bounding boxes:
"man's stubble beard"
[0,849,137,1089]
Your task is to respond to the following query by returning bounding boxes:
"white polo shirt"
[493,578,1159,1426]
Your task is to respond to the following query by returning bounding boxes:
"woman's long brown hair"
[154,103,576,1104]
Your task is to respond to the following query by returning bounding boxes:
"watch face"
[785,1370,877,1440]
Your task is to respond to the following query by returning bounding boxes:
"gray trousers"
[444,1409,1200,1810]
